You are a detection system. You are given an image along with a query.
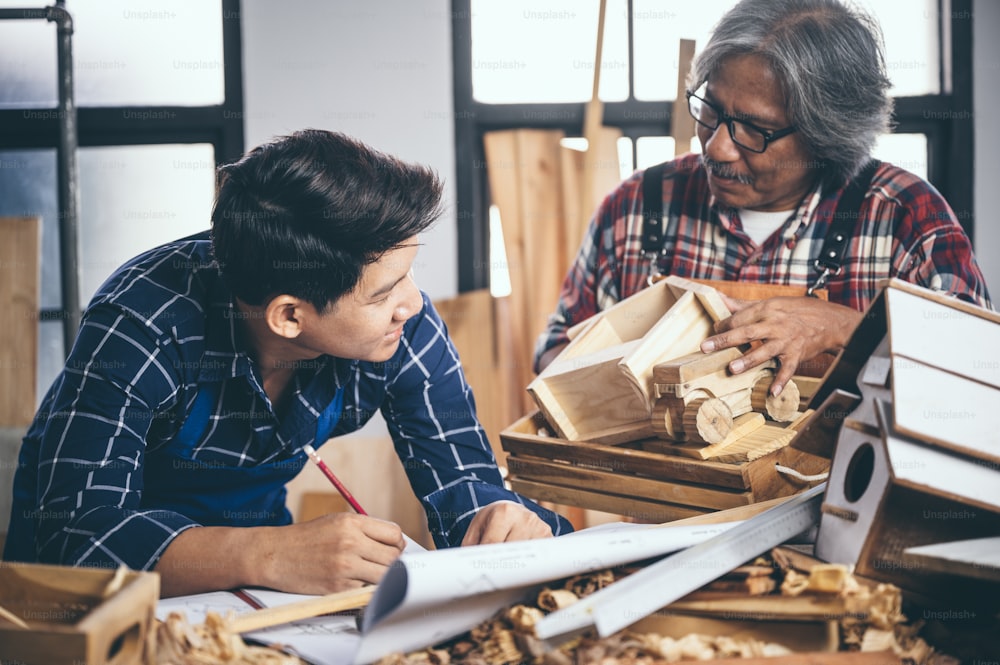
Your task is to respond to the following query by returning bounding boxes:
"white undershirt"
[737,208,793,245]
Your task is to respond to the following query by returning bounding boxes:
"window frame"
[451,0,975,292]
[0,0,245,324]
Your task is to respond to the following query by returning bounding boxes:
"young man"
[6,129,571,596]
[536,0,991,393]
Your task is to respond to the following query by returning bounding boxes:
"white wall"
[975,0,1000,296]
[240,2,458,536]
[240,0,459,300]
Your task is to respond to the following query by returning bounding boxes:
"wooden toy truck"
[648,348,803,461]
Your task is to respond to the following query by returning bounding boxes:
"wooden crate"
[500,410,830,523]
[0,562,160,665]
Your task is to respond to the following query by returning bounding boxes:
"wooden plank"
[705,654,901,665]
[555,278,680,364]
[622,291,716,402]
[501,436,749,489]
[904,536,1000,582]
[633,612,838,654]
[578,0,625,241]
[687,278,828,302]
[433,290,519,462]
[509,478,712,523]
[670,39,697,154]
[483,131,532,416]
[662,274,730,322]
[229,586,374,633]
[0,217,39,427]
[500,412,751,489]
[507,456,752,510]
[886,282,1000,389]
[789,389,861,459]
[515,130,569,372]
[794,375,824,411]
[579,124,624,228]
[744,444,831,503]
[648,413,766,460]
[559,146,586,271]
[660,356,773,401]
[658,493,806,527]
[653,348,743,389]
[711,424,796,463]
[484,129,568,414]
[666,591,862,622]
[891,355,1000,464]
[529,342,648,442]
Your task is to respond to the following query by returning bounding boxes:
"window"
[452,0,973,291]
[0,0,244,396]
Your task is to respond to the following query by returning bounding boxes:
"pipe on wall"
[0,3,80,357]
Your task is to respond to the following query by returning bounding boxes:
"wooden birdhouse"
[815,279,1000,602]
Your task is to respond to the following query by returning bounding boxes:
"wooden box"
[0,562,160,665]
[500,410,830,522]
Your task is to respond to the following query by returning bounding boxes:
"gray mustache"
[704,159,754,185]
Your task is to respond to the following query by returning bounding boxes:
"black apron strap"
[641,162,667,256]
[807,159,880,296]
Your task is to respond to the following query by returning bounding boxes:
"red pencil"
[302,444,368,516]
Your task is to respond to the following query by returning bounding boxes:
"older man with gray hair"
[535,0,990,395]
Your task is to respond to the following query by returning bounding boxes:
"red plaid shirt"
[535,154,992,369]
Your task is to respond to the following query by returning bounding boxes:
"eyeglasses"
[686,90,797,154]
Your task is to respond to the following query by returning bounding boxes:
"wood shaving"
[804,563,851,593]
[374,569,793,664]
[504,605,544,631]
[102,564,130,598]
[480,628,522,663]
[375,552,958,665]
[779,568,810,596]
[154,610,305,665]
[563,569,615,597]
[536,588,578,612]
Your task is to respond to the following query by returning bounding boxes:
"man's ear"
[265,295,305,339]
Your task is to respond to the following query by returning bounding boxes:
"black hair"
[210,129,443,311]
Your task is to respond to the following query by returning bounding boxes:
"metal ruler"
[534,482,827,642]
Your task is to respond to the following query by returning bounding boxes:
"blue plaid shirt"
[5,233,570,570]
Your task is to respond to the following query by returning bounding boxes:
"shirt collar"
[710,179,825,243]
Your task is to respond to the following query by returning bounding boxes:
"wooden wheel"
[682,397,733,444]
[751,375,800,422]
[651,399,679,439]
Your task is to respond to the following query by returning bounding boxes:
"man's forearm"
[830,304,865,351]
[154,525,268,597]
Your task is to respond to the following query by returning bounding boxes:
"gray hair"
[688,0,893,187]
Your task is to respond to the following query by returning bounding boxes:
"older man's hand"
[700,293,863,396]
